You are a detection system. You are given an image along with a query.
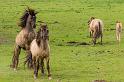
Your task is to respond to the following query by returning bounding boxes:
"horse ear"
[91,17,95,20]
[35,11,38,14]
[45,24,48,28]
[27,6,30,11]
[25,8,29,15]
[25,6,31,14]
[26,11,30,14]
[88,20,90,23]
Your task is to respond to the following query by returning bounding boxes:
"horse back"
[90,19,103,31]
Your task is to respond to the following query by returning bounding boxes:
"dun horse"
[30,24,51,79]
[116,21,122,42]
[10,8,37,70]
[88,17,103,45]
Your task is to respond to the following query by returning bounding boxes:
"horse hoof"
[14,68,17,71]
[48,77,52,80]
[13,68,17,72]
[34,75,37,79]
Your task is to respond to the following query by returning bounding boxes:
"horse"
[88,17,103,45]
[10,8,37,70]
[116,21,122,42]
[30,23,51,80]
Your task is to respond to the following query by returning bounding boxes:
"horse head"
[18,8,38,29]
[26,8,38,28]
[38,23,49,40]
[36,23,49,46]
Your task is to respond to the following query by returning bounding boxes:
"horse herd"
[10,8,122,80]
[10,8,51,79]
[88,17,122,45]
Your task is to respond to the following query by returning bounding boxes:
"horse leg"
[11,45,21,70]
[24,51,32,69]
[36,59,39,77]
[39,59,45,76]
[92,37,94,45]
[45,57,52,80]
[116,32,119,42]
[27,51,33,68]
[100,33,103,45]
[93,38,96,45]
[34,58,39,79]
[25,44,33,69]
[33,60,36,79]
[89,32,91,37]
[92,32,96,45]
[90,30,95,45]
[33,57,37,79]
[118,32,121,42]
[89,29,91,37]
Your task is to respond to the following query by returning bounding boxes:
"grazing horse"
[116,21,122,42]
[10,8,37,70]
[30,23,51,79]
[88,17,103,45]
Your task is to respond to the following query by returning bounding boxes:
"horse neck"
[40,39,48,50]
[25,22,33,31]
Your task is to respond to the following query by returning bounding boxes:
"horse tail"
[98,21,101,31]
[97,21,101,38]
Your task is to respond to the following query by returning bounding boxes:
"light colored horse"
[10,8,37,70]
[88,17,104,45]
[116,21,122,42]
[30,24,51,80]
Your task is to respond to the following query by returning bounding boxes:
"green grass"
[0,0,124,82]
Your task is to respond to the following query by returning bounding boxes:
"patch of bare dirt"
[66,41,89,46]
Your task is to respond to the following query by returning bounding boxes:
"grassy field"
[0,0,124,82]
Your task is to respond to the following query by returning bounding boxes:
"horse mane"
[18,8,36,28]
